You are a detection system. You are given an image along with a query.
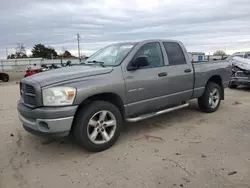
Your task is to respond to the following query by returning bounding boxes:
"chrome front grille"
[20,83,37,107]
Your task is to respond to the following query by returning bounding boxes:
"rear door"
[162,42,194,104]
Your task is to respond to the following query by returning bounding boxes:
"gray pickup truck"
[17,40,231,152]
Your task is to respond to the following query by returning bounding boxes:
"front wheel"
[198,82,222,113]
[73,101,122,152]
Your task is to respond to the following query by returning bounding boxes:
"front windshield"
[86,43,136,66]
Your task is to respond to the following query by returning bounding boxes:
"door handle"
[184,68,192,73]
[158,72,168,77]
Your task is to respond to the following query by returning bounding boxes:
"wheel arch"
[75,92,125,119]
[206,75,224,100]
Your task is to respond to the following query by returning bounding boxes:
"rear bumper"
[17,101,78,137]
[231,77,250,86]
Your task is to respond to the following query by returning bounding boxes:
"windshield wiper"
[87,60,106,67]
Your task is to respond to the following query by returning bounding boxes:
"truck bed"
[192,60,231,98]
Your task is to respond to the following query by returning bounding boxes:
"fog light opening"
[38,121,50,131]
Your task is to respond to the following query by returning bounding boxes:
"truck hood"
[231,57,250,71]
[25,65,113,87]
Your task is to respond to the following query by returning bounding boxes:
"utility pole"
[76,34,81,62]
[6,48,8,59]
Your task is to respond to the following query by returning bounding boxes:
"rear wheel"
[198,82,222,113]
[73,101,122,152]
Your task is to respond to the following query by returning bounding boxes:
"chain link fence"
[0,58,81,72]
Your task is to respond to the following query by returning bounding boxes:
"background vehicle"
[24,64,61,77]
[229,57,250,88]
[230,51,250,59]
[24,60,76,77]
[24,67,41,77]
[0,72,9,82]
[17,39,231,152]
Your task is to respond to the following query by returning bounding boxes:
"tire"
[228,82,238,89]
[73,101,122,152]
[1,73,9,82]
[198,82,222,113]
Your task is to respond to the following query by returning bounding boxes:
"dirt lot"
[0,82,250,188]
[2,71,24,82]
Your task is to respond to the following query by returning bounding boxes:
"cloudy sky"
[0,0,250,58]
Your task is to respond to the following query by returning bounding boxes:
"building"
[188,52,205,62]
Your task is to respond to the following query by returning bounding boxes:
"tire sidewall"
[203,83,222,112]
[74,101,122,152]
[2,74,9,82]
[228,81,238,88]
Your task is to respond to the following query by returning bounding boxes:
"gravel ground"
[0,83,250,188]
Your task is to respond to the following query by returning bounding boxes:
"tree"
[31,44,58,59]
[7,54,16,59]
[63,50,72,57]
[59,50,73,58]
[213,50,226,56]
[46,46,58,59]
[7,43,27,59]
[15,43,27,58]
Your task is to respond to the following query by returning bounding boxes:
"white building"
[188,52,205,62]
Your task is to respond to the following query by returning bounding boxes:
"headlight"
[42,87,76,106]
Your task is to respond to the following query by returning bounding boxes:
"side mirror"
[131,55,149,69]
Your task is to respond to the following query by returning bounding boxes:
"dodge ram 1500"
[18,40,231,152]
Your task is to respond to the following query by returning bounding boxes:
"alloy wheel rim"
[87,110,117,144]
[209,88,219,108]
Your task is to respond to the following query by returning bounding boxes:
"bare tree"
[7,43,27,59]
[213,50,226,56]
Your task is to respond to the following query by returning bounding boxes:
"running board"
[125,103,189,123]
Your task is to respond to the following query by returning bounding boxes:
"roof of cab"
[140,39,181,43]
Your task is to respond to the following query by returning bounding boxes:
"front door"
[122,42,169,117]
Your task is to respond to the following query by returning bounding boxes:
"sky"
[0,0,250,58]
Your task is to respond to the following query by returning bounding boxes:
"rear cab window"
[163,42,186,65]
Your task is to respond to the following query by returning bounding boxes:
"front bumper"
[17,101,78,137]
[231,77,250,86]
